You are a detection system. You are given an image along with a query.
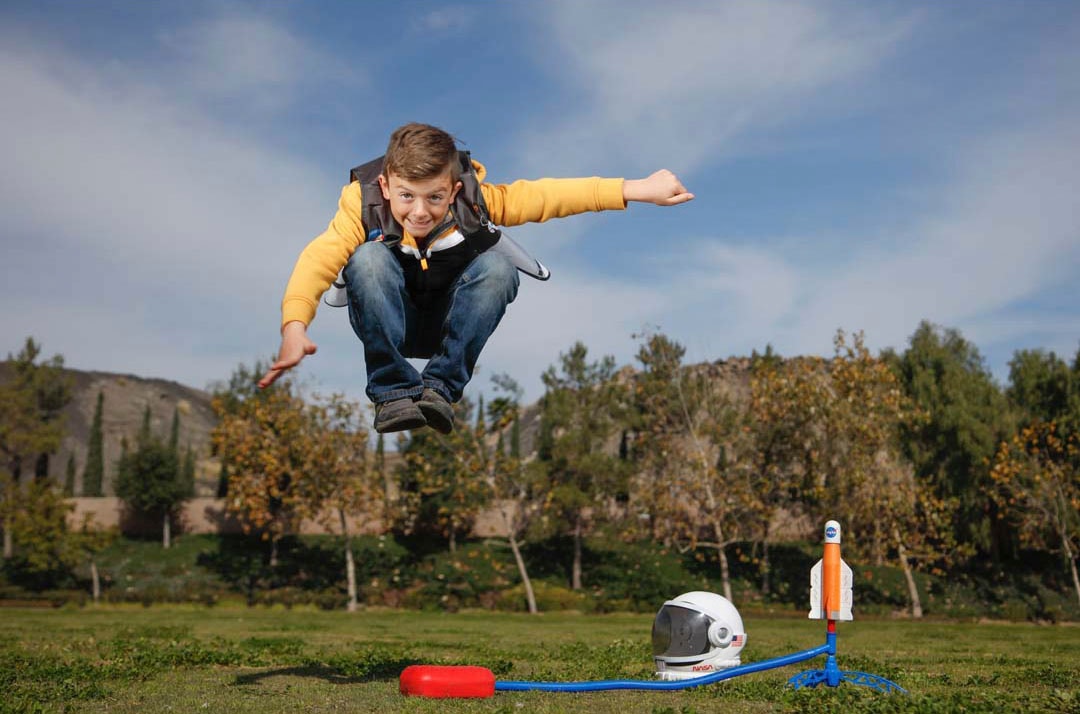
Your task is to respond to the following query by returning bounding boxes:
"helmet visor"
[651,604,712,658]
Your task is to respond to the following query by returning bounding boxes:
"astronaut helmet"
[651,591,747,680]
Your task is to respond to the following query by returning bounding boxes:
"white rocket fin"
[808,559,823,619]
[808,558,854,620]
[837,559,854,621]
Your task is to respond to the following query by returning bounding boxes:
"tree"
[753,331,957,617]
[537,342,629,590]
[211,366,324,566]
[63,452,76,497]
[481,374,543,614]
[826,331,963,616]
[396,400,492,552]
[1008,348,1079,434]
[398,375,542,613]
[82,391,105,496]
[181,445,197,492]
[6,479,78,588]
[304,393,379,612]
[885,321,1012,561]
[75,519,116,604]
[168,407,180,455]
[990,422,1080,607]
[0,338,72,559]
[114,411,192,548]
[630,331,762,602]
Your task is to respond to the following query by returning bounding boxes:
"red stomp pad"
[399,665,496,698]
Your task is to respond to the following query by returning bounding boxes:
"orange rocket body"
[809,520,853,621]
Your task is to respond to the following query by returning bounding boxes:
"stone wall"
[66,497,512,538]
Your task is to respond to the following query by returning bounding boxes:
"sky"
[2,0,1079,409]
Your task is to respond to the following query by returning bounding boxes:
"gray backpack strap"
[350,155,401,243]
[454,152,549,280]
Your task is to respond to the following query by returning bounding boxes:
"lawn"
[2,605,1077,713]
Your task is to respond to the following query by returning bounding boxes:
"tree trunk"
[162,514,171,549]
[90,559,101,603]
[717,545,733,602]
[712,518,733,602]
[894,528,923,618]
[509,530,538,614]
[448,529,457,553]
[760,539,771,598]
[269,535,279,568]
[339,508,358,613]
[2,524,11,560]
[1060,526,1080,608]
[572,515,583,591]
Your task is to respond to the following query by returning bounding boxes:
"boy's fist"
[623,169,694,206]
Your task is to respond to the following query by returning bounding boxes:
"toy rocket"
[808,520,853,621]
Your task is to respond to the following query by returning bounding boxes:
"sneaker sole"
[417,402,454,434]
[374,412,427,434]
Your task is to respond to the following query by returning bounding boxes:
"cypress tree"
[64,452,76,496]
[83,391,104,496]
[138,404,152,446]
[168,407,180,456]
[182,444,196,496]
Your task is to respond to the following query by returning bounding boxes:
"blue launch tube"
[494,642,832,692]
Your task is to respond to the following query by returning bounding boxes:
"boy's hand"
[258,321,317,389]
[623,170,694,206]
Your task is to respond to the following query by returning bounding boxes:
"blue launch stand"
[786,626,906,693]
[495,622,905,694]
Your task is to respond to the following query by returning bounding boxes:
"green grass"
[2,605,1078,713]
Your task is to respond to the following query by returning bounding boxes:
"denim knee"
[344,241,400,290]
[464,251,520,300]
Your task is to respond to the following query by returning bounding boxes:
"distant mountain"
[42,368,219,496]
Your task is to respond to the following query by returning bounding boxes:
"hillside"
[7,356,759,498]
[12,367,222,496]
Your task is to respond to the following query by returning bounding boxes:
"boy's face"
[378,169,462,239]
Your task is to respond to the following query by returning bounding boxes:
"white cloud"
[157,11,356,112]
[514,0,917,176]
[779,114,1080,358]
[475,269,670,398]
[0,15,353,389]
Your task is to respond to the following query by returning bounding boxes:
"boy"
[259,123,693,433]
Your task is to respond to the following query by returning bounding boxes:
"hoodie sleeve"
[280,182,366,328]
[480,176,627,227]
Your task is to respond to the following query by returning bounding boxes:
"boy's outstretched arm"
[623,169,694,206]
[258,320,317,388]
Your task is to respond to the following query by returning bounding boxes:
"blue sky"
[2,0,1078,408]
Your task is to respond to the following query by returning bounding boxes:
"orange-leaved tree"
[990,421,1080,607]
[751,331,958,617]
[211,369,324,567]
[303,392,379,612]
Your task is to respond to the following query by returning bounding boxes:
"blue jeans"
[343,241,520,405]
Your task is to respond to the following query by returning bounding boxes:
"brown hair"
[383,123,460,181]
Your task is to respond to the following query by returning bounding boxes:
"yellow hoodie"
[280,160,627,328]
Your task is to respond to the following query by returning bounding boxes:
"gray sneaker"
[373,397,426,433]
[417,389,454,434]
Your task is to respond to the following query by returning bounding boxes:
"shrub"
[412,542,515,611]
[495,581,586,612]
[581,539,709,612]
